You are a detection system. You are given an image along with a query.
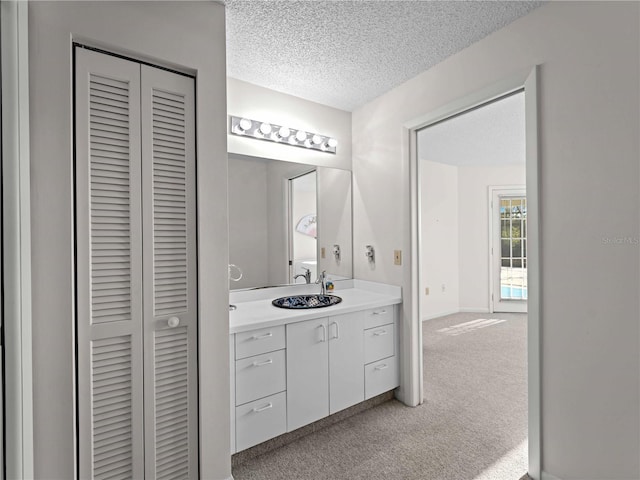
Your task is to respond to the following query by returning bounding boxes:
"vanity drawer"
[235,325,285,360]
[235,349,286,406]
[236,392,287,452]
[365,356,399,399]
[364,305,394,329]
[364,323,395,364]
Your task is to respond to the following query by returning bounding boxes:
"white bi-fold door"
[75,47,197,480]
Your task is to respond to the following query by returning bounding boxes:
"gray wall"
[28,2,230,478]
[352,2,639,478]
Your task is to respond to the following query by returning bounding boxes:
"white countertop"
[229,280,402,334]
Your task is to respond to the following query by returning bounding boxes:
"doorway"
[415,88,531,477]
[288,170,318,284]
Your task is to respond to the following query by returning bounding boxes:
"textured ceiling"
[225,1,544,112]
[418,91,525,167]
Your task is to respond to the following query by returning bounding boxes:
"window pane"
[501,220,510,238]
[512,239,522,257]
[502,258,510,268]
[501,239,510,257]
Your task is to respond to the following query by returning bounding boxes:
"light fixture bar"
[229,116,337,154]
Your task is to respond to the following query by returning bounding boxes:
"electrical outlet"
[441,284,446,293]
[321,247,326,259]
[425,287,429,296]
[394,250,402,265]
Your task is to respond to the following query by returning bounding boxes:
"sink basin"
[272,294,342,309]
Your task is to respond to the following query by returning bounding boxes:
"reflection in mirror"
[228,154,353,290]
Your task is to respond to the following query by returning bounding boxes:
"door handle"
[167,316,180,328]
[319,324,326,342]
[330,321,340,339]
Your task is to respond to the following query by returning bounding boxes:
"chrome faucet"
[294,267,312,284]
[316,270,327,295]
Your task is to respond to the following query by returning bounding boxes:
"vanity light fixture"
[259,122,272,136]
[230,116,337,154]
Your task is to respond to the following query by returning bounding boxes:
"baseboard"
[458,307,490,313]
[541,472,562,480]
[422,309,459,321]
[422,308,492,321]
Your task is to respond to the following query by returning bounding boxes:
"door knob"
[168,316,180,328]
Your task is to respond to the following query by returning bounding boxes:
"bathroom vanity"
[229,280,402,453]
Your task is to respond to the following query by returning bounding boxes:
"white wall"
[421,160,460,319]
[227,77,352,170]
[352,2,639,478]
[317,167,353,279]
[228,156,270,290]
[27,2,230,478]
[458,165,525,312]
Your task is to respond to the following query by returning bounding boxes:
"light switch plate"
[394,250,402,265]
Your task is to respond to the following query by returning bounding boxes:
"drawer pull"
[374,364,389,371]
[252,332,273,340]
[252,358,273,367]
[373,329,388,336]
[372,310,387,315]
[252,402,273,413]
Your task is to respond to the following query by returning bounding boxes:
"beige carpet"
[232,312,528,480]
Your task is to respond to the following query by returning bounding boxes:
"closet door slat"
[141,65,198,480]
[75,48,144,480]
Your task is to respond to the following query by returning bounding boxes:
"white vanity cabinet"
[229,288,401,454]
[286,311,364,431]
[363,306,399,399]
[232,326,287,452]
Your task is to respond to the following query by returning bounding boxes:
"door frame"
[405,66,541,479]
[489,185,527,313]
[0,2,34,479]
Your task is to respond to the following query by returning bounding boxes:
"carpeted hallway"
[232,312,528,480]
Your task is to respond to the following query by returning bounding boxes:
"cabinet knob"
[167,316,180,328]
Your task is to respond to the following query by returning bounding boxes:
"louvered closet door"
[140,65,198,480]
[75,49,145,480]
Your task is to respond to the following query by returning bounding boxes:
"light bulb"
[312,134,322,145]
[295,130,307,142]
[327,138,338,148]
[304,139,312,148]
[259,122,272,135]
[278,126,291,139]
[238,118,252,132]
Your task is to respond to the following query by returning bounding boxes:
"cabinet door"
[75,48,145,480]
[329,312,364,414]
[286,319,329,431]
[141,65,198,480]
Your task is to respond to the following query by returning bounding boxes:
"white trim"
[524,66,541,480]
[421,310,459,321]
[406,66,541,480]
[541,472,562,480]
[458,307,491,314]
[0,2,34,479]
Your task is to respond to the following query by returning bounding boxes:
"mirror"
[228,154,353,290]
